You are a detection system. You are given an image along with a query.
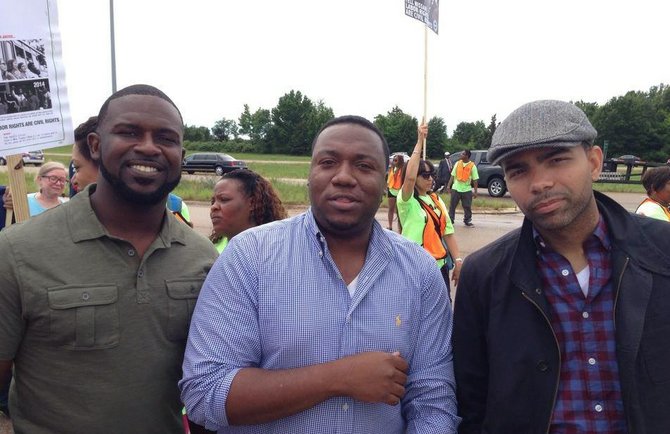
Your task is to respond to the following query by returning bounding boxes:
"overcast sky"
[56,0,669,134]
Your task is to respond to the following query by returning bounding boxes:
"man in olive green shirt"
[447,149,479,227]
[0,85,218,433]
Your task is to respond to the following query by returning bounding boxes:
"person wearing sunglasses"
[397,124,463,295]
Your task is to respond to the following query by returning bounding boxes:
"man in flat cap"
[453,100,670,433]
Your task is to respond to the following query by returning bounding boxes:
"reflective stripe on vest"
[387,167,402,189]
[418,193,448,260]
[455,160,474,182]
[639,197,670,220]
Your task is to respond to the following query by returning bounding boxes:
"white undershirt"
[347,275,360,297]
[576,266,590,297]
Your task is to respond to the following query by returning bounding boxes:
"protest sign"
[404,0,439,34]
[1,0,72,222]
[1,0,73,156]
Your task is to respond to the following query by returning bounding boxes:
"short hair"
[641,166,670,196]
[96,84,183,128]
[311,115,390,169]
[36,161,67,182]
[73,116,98,164]
[463,149,472,158]
[220,169,287,226]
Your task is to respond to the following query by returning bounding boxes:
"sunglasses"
[418,172,433,180]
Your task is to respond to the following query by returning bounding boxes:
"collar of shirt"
[66,184,187,248]
[532,215,611,254]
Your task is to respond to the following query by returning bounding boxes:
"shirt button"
[535,288,542,295]
[594,404,603,412]
[561,269,569,276]
[138,269,144,278]
[536,361,549,372]
[588,357,596,365]
[582,311,589,319]
[318,251,323,258]
[342,403,349,411]
[128,249,136,257]
[81,292,90,301]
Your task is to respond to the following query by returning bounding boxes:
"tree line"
[184,83,670,161]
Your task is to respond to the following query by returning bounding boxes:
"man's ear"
[588,145,604,181]
[88,132,101,162]
[181,149,186,160]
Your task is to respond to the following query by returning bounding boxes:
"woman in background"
[386,153,405,231]
[396,123,462,294]
[27,162,69,216]
[636,165,670,222]
[210,169,287,253]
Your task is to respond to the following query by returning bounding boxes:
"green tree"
[266,90,316,155]
[426,116,448,158]
[238,104,253,138]
[374,106,418,154]
[211,118,238,141]
[183,124,211,142]
[592,91,660,159]
[249,108,272,143]
[485,114,498,149]
[451,120,488,149]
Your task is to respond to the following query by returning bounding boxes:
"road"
[188,191,644,257]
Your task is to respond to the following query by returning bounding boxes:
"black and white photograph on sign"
[0,39,48,81]
[0,79,52,114]
[404,0,439,34]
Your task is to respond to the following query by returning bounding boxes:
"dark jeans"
[449,190,473,224]
[440,264,452,302]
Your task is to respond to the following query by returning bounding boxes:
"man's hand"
[2,188,12,211]
[337,351,408,405]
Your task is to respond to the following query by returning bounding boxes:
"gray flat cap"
[489,100,597,164]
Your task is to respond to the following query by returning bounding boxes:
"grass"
[594,182,645,193]
[173,177,309,205]
[8,148,645,206]
[247,162,310,179]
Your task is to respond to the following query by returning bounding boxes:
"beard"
[99,157,181,206]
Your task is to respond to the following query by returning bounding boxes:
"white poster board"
[0,0,73,156]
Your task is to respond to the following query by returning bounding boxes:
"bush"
[183,139,261,154]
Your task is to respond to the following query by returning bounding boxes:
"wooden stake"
[6,154,31,223]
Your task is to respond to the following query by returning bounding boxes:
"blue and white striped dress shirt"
[180,209,459,433]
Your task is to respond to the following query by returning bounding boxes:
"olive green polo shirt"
[0,185,218,434]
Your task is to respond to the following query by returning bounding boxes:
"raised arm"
[400,123,428,202]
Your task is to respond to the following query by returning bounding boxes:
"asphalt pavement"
[188,191,645,257]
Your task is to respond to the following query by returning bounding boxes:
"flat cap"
[489,100,597,164]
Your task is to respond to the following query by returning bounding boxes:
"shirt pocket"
[47,284,119,350]
[165,278,204,341]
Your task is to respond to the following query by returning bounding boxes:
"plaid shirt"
[535,217,626,433]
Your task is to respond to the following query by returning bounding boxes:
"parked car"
[613,154,642,164]
[182,152,247,176]
[449,150,507,197]
[0,150,44,166]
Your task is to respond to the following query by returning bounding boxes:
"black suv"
[182,152,247,176]
[449,150,507,197]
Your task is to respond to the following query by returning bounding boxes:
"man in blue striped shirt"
[180,115,459,433]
